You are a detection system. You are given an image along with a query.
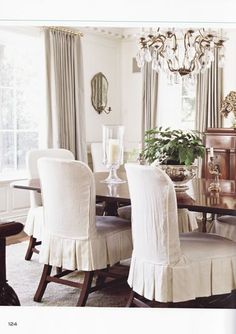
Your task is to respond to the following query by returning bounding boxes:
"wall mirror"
[91,72,111,114]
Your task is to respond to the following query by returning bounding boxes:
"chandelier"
[136,28,225,84]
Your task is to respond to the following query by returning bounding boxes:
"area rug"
[5,241,130,307]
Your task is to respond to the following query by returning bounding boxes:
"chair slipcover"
[117,205,198,233]
[211,215,236,242]
[125,164,236,303]
[24,149,74,238]
[38,158,132,271]
[177,209,198,232]
[90,142,108,172]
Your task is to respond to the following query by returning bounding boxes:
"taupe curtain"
[195,48,223,134]
[45,28,87,162]
[195,48,223,176]
[142,62,159,148]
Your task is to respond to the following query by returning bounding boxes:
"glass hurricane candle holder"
[101,125,126,184]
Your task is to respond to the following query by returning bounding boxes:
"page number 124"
[8,322,17,326]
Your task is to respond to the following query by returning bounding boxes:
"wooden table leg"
[104,200,118,216]
[0,238,21,306]
[0,221,23,306]
[202,212,207,233]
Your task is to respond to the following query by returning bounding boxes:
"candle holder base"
[100,167,126,184]
[208,182,221,192]
[208,156,221,193]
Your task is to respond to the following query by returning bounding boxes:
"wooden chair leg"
[126,290,135,307]
[34,264,52,302]
[56,267,63,275]
[126,291,151,307]
[77,271,94,307]
[25,236,37,261]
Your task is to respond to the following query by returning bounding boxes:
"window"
[180,81,196,130]
[0,28,45,175]
[157,72,196,130]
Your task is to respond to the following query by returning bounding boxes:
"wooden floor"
[6,231,29,245]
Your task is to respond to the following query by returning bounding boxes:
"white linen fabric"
[90,143,107,215]
[117,205,198,233]
[38,158,132,271]
[90,142,108,172]
[125,163,236,303]
[211,215,236,242]
[44,28,87,162]
[24,149,74,238]
[177,209,198,232]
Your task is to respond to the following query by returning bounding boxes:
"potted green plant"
[142,127,205,188]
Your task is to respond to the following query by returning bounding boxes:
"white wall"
[82,31,143,152]
[120,39,142,149]
[82,33,122,145]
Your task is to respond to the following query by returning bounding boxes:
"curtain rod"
[44,26,83,37]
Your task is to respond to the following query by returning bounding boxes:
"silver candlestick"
[208,156,221,192]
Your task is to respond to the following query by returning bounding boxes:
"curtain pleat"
[44,29,87,162]
[141,62,159,148]
[195,48,223,134]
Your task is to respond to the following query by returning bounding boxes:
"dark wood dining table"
[12,172,236,232]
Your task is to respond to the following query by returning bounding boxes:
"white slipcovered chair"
[34,158,132,306]
[91,142,108,173]
[125,164,236,306]
[210,216,236,242]
[24,148,74,260]
[90,143,107,216]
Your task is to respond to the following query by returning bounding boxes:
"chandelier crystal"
[136,28,225,84]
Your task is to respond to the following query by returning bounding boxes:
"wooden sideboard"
[203,128,236,180]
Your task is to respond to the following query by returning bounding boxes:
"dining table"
[12,172,236,232]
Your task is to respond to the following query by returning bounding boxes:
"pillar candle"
[107,139,120,164]
[209,147,214,158]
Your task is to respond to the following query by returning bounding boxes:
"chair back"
[38,158,96,239]
[26,149,74,207]
[125,163,181,265]
[90,143,108,172]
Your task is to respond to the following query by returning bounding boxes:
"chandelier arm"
[149,36,164,48]
[198,28,207,40]
[199,39,208,56]
[189,57,196,71]
[157,35,167,46]
[171,33,178,52]
[166,59,177,72]
[192,35,202,55]
[184,30,191,50]
[137,27,225,81]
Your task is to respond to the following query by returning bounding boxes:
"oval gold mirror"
[91,72,111,114]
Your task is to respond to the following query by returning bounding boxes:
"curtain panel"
[45,28,87,162]
[195,48,223,134]
[141,62,159,148]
